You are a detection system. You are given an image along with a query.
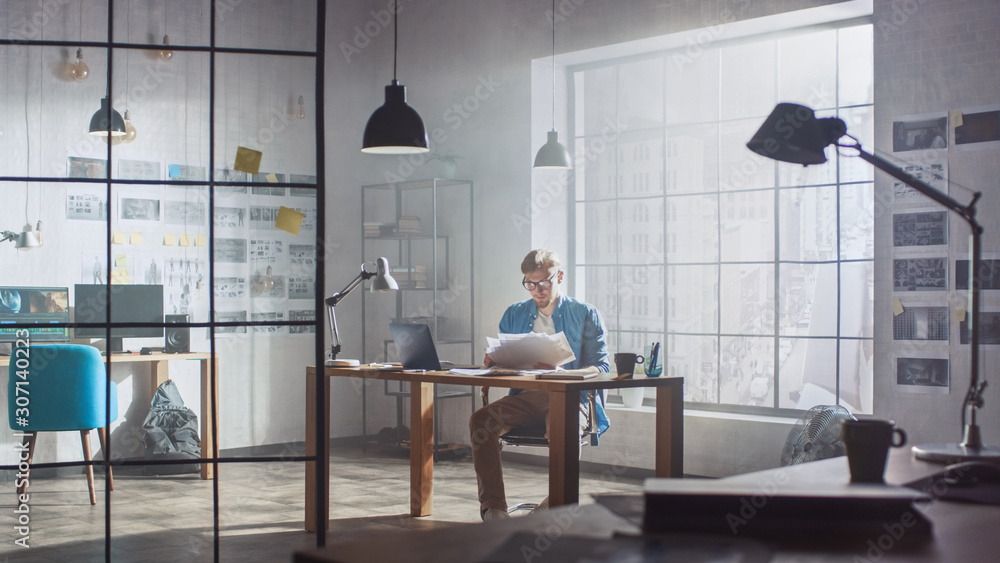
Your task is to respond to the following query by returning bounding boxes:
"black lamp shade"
[89,96,127,137]
[362,81,429,154]
[746,103,847,165]
[533,130,572,169]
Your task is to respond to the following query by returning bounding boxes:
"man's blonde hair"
[520,248,561,275]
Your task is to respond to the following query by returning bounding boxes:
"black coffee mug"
[842,419,907,484]
[614,352,644,379]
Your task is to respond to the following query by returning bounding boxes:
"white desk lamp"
[325,257,398,367]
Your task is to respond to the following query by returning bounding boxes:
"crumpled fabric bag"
[141,380,201,475]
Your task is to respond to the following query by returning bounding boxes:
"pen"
[650,342,659,374]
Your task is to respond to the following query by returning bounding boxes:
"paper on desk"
[450,368,542,377]
[485,331,576,370]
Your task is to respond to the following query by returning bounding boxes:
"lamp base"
[325,358,361,367]
[912,443,1000,464]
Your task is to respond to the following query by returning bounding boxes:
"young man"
[469,248,610,521]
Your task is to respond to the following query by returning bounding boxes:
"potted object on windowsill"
[428,151,461,179]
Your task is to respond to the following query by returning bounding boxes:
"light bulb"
[122,110,138,143]
[70,48,90,81]
[34,221,43,247]
[297,95,306,119]
[159,35,174,61]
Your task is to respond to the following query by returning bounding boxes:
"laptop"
[389,323,443,370]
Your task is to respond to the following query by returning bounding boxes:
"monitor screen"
[74,285,164,351]
[0,286,71,343]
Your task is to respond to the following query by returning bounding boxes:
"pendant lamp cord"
[393,5,398,82]
[550,0,556,131]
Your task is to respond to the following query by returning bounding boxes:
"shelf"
[362,177,473,191]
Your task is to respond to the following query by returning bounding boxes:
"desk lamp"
[2,223,41,250]
[747,102,1000,463]
[325,257,398,367]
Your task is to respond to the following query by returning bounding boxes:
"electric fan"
[780,405,856,466]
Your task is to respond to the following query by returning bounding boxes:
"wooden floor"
[0,445,644,562]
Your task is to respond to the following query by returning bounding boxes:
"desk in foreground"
[304,366,683,531]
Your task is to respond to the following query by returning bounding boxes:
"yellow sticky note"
[179,234,191,247]
[112,232,126,244]
[196,234,207,247]
[266,172,278,183]
[114,254,127,268]
[234,146,263,175]
[954,306,967,323]
[891,298,904,316]
[950,110,964,128]
[164,234,176,246]
[275,206,305,235]
[110,268,132,284]
[130,232,142,245]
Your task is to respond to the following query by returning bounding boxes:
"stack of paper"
[485,332,576,369]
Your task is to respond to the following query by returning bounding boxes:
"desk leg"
[548,389,578,507]
[200,358,219,480]
[410,381,433,516]
[305,372,330,532]
[655,380,683,478]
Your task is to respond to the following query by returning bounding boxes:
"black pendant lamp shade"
[746,103,847,165]
[361,79,429,154]
[534,130,572,168]
[88,96,127,137]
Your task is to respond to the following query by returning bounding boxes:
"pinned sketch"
[289,309,316,333]
[119,159,161,180]
[214,206,246,228]
[214,277,247,299]
[251,311,285,333]
[214,168,249,195]
[120,197,161,221]
[896,357,949,394]
[252,172,286,196]
[892,305,949,341]
[167,164,206,181]
[893,115,947,152]
[214,310,247,335]
[291,206,316,231]
[249,206,279,230]
[67,191,107,221]
[165,200,207,226]
[288,275,315,300]
[82,254,108,284]
[893,258,947,292]
[289,174,318,197]
[250,272,285,298]
[954,108,1000,147]
[288,244,316,275]
[892,159,947,203]
[892,211,947,247]
[959,309,1000,346]
[67,156,107,178]
[955,259,1000,290]
[249,239,283,264]
[134,255,163,285]
[214,238,248,263]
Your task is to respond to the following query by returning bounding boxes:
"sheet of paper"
[275,206,305,235]
[164,234,176,246]
[179,234,191,247]
[130,232,142,245]
[485,331,576,370]
[234,146,262,174]
[112,232,126,244]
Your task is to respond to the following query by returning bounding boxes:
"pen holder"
[643,344,662,377]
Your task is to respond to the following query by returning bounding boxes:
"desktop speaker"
[165,314,190,353]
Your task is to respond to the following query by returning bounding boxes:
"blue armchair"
[7,344,118,504]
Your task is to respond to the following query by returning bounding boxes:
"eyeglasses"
[522,272,558,291]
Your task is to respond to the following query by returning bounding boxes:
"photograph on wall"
[213,310,247,335]
[214,276,247,299]
[214,168,248,183]
[959,309,1000,346]
[893,257,948,291]
[250,272,285,299]
[955,258,1000,290]
[288,309,315,333]
[288,244,316,275]
[167,164,206,182]
[67,156,107,178]
[289,174,317,197]
[119,159,161,180]
[214,238,248,263]
[81,254,108,284]
[892,159,947,203]
[249,239,284,264]
[66,191,107,221]
[893,114,947,152]
[119,197,161,222]
[288,275,315,300]
[896,356,949,394]
[892,304,949,340]
[251,172,286,196]
[165,200,207,226]
[251,311,285,333]
[214,206,246,229]
[249,206,279,230]
[892,211,947,247]
[133,255,164,285]
[954,107,1000,147]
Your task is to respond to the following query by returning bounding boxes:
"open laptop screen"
[389,323,442,370]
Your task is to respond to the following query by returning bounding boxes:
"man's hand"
[483,354,496,367]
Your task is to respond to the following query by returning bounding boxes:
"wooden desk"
[295,448,1000,562]
[2,351,219,479]
[304,366,683,531]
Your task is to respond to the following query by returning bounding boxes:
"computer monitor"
[74,284,164,353]
[0,286,71,344]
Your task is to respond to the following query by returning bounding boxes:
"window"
[571,24,874,414]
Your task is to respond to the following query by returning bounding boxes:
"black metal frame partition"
[0,0,328,558]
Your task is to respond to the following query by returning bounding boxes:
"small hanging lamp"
[534,0,572,169]
[361,7,428,154]
[89,96,127,138]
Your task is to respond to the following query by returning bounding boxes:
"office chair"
[479,387,601,513]
[7,344,118,505]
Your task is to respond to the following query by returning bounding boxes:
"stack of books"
[363,223,395,237]
[392,265,428,288]
[397,215,422,235]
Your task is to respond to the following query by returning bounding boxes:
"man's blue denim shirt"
[498,295,611,444]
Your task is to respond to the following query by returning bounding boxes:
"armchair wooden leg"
[96,427,114,491]
[15,432,36,499]
[80,430,96,505]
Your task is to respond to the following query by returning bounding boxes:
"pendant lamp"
[89,96,127,137]
[362,7,428,154]
[534,0,572,169]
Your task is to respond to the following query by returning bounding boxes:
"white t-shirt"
[533,312,555,335]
